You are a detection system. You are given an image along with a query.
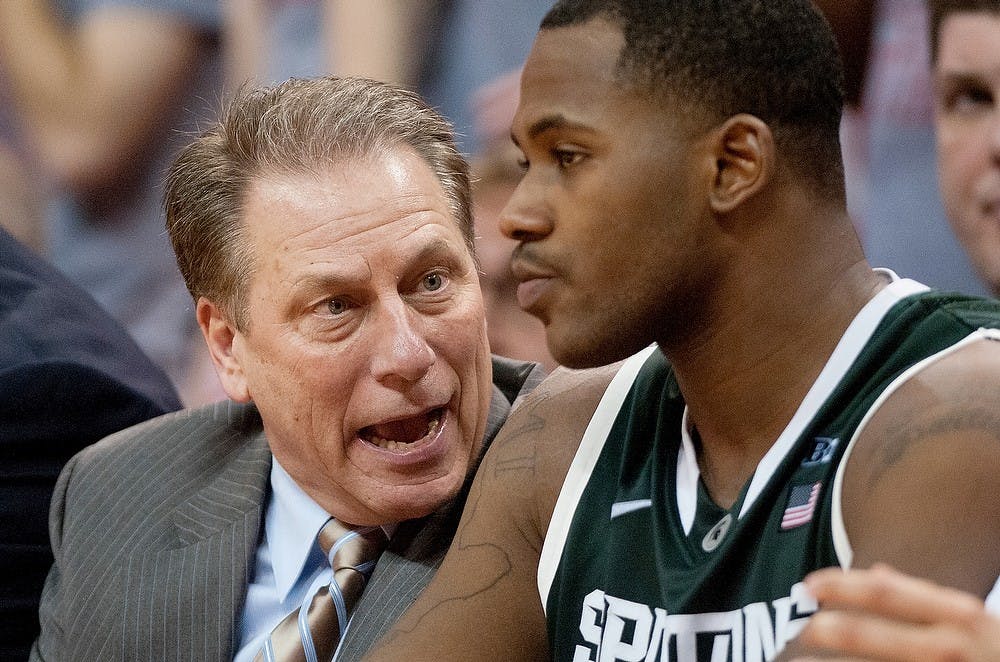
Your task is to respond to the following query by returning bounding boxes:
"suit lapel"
[122,424,271,661]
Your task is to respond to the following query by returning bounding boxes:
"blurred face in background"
[934,10,1000,296]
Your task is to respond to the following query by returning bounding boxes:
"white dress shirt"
[234,459,396,661]
[234,459,334,661]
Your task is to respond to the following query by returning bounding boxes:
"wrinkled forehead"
[242,149,462,257]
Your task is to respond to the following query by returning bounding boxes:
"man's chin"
[360,475,466,524]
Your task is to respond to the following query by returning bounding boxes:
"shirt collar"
[266,458,332,602]
[265,458,399,602]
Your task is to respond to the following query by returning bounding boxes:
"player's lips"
[516,278,553,311]
[510,255,557,312]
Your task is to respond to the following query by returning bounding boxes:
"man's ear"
[708,114,774,214]
[196,297,251,403]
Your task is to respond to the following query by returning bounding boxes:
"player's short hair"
[541,0,846,196]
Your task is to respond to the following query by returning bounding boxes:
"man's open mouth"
[359,407,444,450]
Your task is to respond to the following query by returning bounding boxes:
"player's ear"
[197,297,252,403]
[708,114,773,214]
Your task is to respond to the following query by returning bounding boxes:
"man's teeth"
[368,412,440,450]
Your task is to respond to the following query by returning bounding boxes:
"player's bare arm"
[364,362,623,661]
[780,335,1000,660]
[840,335,1000,590]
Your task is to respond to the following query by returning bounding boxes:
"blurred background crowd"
[0,0,556,411]
[2,1,999,659]
[0,0,988,409]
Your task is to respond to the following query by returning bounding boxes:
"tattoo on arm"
[869,401,1000,484]
[380,399,554,639]
[379,477,515,639]
[493,411,545,477]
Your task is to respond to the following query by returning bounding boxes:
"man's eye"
[423,272,445,292]
[944,86,994,112]
[961,88,992,108]
[327,298,349,315]
[555,149,584,168]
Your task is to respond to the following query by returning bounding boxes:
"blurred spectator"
[470,69,556,370]
[819,0,988,296]
[0,226,181,660]
[224,0,551,160]
[418,0,553,156]
[222,0,431,89]
[931,0,1000,297]
[0,144,44,254]
[0,74,45,253]
[0,1,224,406]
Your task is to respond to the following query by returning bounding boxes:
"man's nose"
[498,176,554,242]
[370,302,435,385]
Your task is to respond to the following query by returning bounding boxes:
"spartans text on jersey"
[572,582,817,662]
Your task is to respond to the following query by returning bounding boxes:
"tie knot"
[316,518,388,574]
[255,519,389,662]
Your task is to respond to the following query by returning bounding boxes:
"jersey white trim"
[831,327,1000,568]
[673,278,930,529]
[736,277,929,518]
[537,344,658,613]
[536,275,952,614]
[677,408,699,534]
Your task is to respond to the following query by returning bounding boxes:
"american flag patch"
[780,482,822,530]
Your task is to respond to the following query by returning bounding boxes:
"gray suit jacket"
[30,356,545,661]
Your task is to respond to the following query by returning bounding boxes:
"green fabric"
[546,291,1000,662]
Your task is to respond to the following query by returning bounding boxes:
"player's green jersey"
[539,278,1000,662]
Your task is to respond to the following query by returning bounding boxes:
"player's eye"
[555,148,585,168]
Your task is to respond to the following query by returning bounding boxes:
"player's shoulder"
[843,330,1000,522]
[521,361,624,414]
[839,330,1000,585]
[916,328,1000,384]
[863,329,1000,433]
[500,360,627,451]
[480,359,629,501]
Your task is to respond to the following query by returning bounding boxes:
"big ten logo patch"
[801,437,839,467]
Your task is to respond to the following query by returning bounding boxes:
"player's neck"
[667,249,885,507]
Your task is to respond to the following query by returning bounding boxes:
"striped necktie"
[255,518,388,662]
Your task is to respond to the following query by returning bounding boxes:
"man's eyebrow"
[516,114,594,142]
[292,268,369,297]
[289,238,465,297]
[935,70,988,87]
[409,237,467,267]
